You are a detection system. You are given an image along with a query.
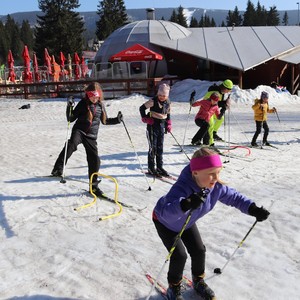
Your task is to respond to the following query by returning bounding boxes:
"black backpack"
[208,84,218,92]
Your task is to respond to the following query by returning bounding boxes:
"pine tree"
[211,17,216,27]
[169,10,177,23]
[226,6,243,26]
[96,0,128,41]
[198,16,205,27]
[243,0,256,26]
[255,1,268,25]
[177,6,188,27]
[267,6,280,26]
[4,15,22,62]
[190,16,199,28]
[0,21,9,64]
[34,0,85,62]
[282,11,289,25]
[20,20,34,50]
[168,6,187,27]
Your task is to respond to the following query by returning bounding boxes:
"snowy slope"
[0,80,300,300]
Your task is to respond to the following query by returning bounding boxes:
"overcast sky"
[0,0,298,15]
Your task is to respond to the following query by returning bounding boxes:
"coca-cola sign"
[125,50,144,55]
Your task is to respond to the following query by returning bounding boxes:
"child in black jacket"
[51,82,123,195]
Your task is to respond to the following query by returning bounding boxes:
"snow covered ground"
[0,79,300,300]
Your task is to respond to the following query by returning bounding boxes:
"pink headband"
[190,155,222,171]
[86,90,101,98]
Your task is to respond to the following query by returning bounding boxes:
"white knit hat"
[158,83,170,97]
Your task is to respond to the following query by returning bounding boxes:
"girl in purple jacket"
[152,147,270,300]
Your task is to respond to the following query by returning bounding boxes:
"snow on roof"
[150,25,300,71]
[96,21,300,72]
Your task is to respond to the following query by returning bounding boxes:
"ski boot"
[263,141,271,146]
[166,281,185,300]
[213,131,223,141]
[209,144,220,154]
[51,168,62,177]
[157,167,170,177]
[193,274,216,300]
[148,167,161,177]
[90,181,104,197]
[191,140,202,146]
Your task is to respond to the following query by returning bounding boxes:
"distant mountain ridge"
[1,8,299,40]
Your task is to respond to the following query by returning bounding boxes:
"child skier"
[51,82,123,195]
[139,83,171,177]
[205,79,233,145]
[152,147,270,300]
[251,91,276,147]
[191,92,221,146]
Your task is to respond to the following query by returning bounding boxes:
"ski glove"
[67,96,75,107]
[166,120,172,133]
[117,111,123,123]
[142,117,154,125]
[189,90,196,105]
[218,101,227,109]
[248,203,270,222]
[218,108,226,119]
[180,190,207,212]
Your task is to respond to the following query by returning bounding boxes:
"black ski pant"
[191,118,209,145]
[53,129,100,184]
[252,120,269,144]
[146,122,165,171]
[153,219,206,284]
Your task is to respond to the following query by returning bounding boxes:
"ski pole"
[222,107,230,163]
[170,132,190,161]
[60,98,73,184]
[146,127,156,182]
[259,121,264,149]
[274,110,289,145]
[275,109,281,123]
[213,220,258,275]
[121,120,152,191]
[181,90,196,148]
[258,104,265,149]
[230,110,251,144]
[146,210,193,300]
[227,100,231,148]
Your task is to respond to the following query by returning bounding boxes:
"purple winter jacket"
[153,165,253,232]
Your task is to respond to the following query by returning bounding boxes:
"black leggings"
[154,219,206,284]
[53,129,100,183]
[191,118,209,145]
[252,120,269,144]
[146,123,165,170]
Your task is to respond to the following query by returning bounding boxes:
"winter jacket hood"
[252,98,276,121]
